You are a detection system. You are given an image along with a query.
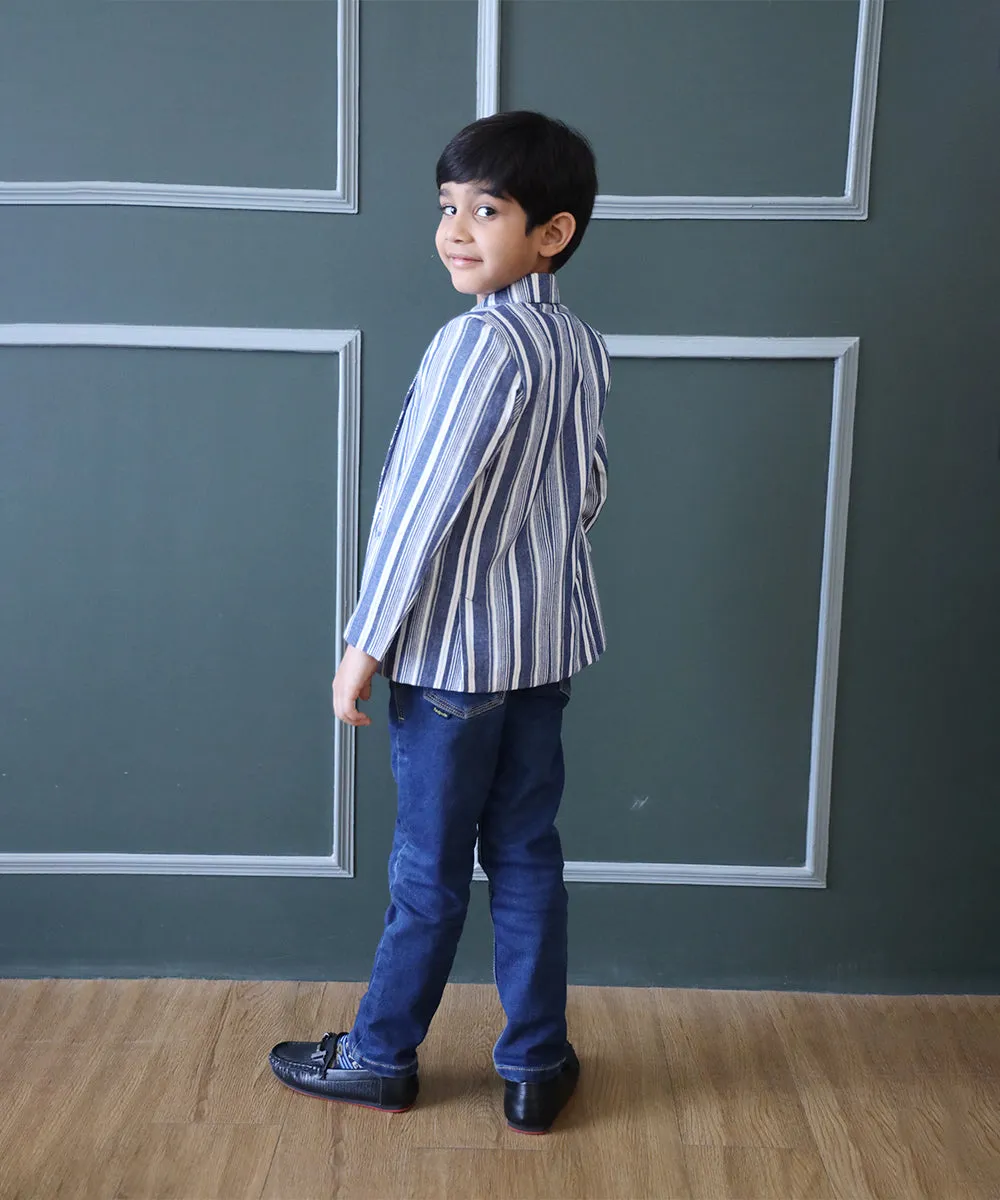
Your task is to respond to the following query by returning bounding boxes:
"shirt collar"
[477,272,560,309]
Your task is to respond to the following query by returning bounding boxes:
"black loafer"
[503,1044,580,1133]
[269,1031,419,1113]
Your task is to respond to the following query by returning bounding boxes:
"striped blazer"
[344,272,610,693]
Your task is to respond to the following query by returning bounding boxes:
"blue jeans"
[343,676,573,1083]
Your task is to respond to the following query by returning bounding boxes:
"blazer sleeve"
[581,418,608,535]
[343,315,522,662]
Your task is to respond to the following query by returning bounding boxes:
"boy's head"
[435,110,598,301]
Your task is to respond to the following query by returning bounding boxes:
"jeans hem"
[345,1036,419,1079]
[493,1054,567,1084]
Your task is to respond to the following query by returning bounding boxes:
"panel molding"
[0,322,362,877]
[475,333,859,887]
[0,0,359,212]
[476,0,883,219]
[477,0,502,123]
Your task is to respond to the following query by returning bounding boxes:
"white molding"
[475,333,859,888]
[605,335,858,362]
[0,0,359,213]
[0,325,357,354]
[0,854,351,879]
[476,0,883,220]
[476,0,501,121]
[567,862,821,889]
[473,859,822,889]
[0,322,362,877]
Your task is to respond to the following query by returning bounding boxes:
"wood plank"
[131,981,234,1125]
[769,991,992,1082]
[574,984,692,1198]
[659,988,814,1150]
[771,993,1000,1200]
[111,1123,282,1200]
[405,1146,589,1200]
[261,1091,415,1200]
[0,1042,155,1198]
[0,978,192,1045]
[149,980,324,1125]
[924,1075,1000,1199]
[682,1146,834,1199]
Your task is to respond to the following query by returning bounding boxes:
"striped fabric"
[344,272,610,692]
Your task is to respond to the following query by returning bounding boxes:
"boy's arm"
[344,316,522,663]
[581,418,608,534]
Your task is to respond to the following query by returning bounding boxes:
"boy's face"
[436,181,572,302]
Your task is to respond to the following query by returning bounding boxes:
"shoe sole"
[279,1078,415,1114]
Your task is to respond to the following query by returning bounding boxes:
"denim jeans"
[343,675,573,1083]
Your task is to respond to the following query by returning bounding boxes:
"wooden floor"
[0,981,998,1199]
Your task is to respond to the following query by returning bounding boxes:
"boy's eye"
[438,203,496,218]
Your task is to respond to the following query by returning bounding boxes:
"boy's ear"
[537,211,576,260]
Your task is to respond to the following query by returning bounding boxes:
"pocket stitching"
[423,689,506,719]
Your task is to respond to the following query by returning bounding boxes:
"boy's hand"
[332,644,380,727]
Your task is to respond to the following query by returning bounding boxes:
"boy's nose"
[447,213,473,240]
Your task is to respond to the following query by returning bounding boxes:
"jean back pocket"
[421,688,507,720]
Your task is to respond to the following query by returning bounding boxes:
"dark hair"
[435,110,598,271]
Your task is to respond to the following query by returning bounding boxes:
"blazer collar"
[477,272,560,309]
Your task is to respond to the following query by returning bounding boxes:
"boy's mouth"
[449,255,482,268]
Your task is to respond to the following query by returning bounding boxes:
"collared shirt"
[343,272,610,692]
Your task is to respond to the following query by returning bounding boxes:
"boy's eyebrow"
[438,185,505,201]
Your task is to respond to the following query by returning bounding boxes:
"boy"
[269,111,610,1135]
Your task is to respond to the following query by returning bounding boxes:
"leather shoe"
[269,1031,419,1112]
[503,1044,580,1133]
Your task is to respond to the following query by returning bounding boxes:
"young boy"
[269,110,610,1135]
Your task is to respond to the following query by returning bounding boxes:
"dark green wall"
[1,0,998,991]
